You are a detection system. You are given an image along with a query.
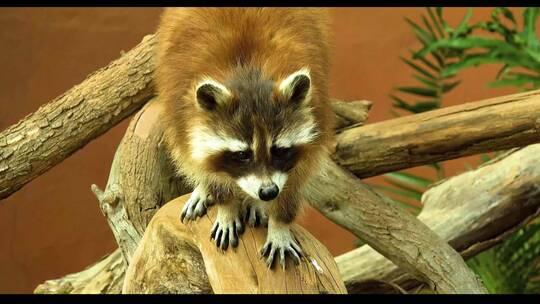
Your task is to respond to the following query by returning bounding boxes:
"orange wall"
[0,7,524,293]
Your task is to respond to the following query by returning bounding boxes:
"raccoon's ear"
[278,68,312,106]
[195,78,231,111]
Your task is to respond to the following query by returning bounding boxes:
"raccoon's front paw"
[210,204,245,250]
[180,186,213,223]
[260,225,303,270]
[244,201,268,228]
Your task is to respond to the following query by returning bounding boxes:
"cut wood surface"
[335,89,540,178]
[336,144,540,293]
[0,35,156,200]
[122,194,347,294]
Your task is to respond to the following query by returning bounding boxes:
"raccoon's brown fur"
[155,8,333,268]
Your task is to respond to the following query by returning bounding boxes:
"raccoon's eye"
[231,150,253,163]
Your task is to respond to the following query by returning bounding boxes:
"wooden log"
[122,194,347,294]
[335,89,540,178]
[89,98,190,264]
[336,144,540,293]
[34,249,125,294]
[33,97,368,294]
[304,160,487,294]
[0,34,156,200]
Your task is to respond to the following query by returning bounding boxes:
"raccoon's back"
[155,8,332,102]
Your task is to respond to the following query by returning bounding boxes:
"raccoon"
[156,8,333,269]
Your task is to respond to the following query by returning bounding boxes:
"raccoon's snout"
[258,183,279,201]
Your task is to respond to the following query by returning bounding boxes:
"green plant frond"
[494,7,517,29]
[495,64,510,79]
[488,77,539,88]
[384,171,433,188]
[441,80,461,92]
[480,153,492,163]
[383,175,427,194]
[416,37,520,59]
[435,7,453,34]
[413,74,440,89]
[427,7,445,38]
[397,86,438,97]
[401,56,438,80]
[421,15,438,40]
[427,162,446,180]
[523,7,539,48]
[441,53,505,77]
[370,184,423,201]
[405,17,435,45]
[389,109,402,118]
[452,8,473,38]
[523,47,540,64]
[410,49,441,72]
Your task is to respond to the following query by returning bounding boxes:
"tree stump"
[122,194,347,294]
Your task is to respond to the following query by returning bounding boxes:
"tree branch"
[305,160,487,294]
[336,144,540,293]
[335,89,540,178]
[0,35,156,200]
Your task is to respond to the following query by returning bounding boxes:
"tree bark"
[0,35,156,200]
[305,160,487,294]
[34,249,125,294]
[35,96,489,294]
[122,195,347,294]
[335,89,540,178]
[337,144,540,293]
[90,98,190,264]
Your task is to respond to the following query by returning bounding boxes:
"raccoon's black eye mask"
[227,150,253,164]
[271,146,299,172]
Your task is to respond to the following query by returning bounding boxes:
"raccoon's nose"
[258,184,279,201]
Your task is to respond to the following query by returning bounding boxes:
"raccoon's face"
[189,66,320,202]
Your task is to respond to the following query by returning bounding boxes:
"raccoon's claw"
[210,205,244,251]
[244,202,268,228]
[180,187,213,223]
[260,229,303,270]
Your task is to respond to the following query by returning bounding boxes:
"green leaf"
[523,47,540,64]
[416,37,519,58]
[435,7,452,34]
[480,154,492,164]
[488,77,535,88]
[441,53,502,77]
[370,184,423,201]
[384,171,433,188]
[401,56,438,80]
[413,74,439,89]
[495,64,510,80]
[410,49,440,72]
[397,86,438,97]
[411,100,441,112]
[453,8,473,38]
[441,80,461,92]
[489,72,540,89]
[421,14,438,40]
[496,7,517,28]
[427,7,445,38]
[389,109,402,118]
[427,162,446,180]
[523,7,539,47]
[405,17,434,45]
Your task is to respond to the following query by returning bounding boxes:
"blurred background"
[0,7,535,293]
